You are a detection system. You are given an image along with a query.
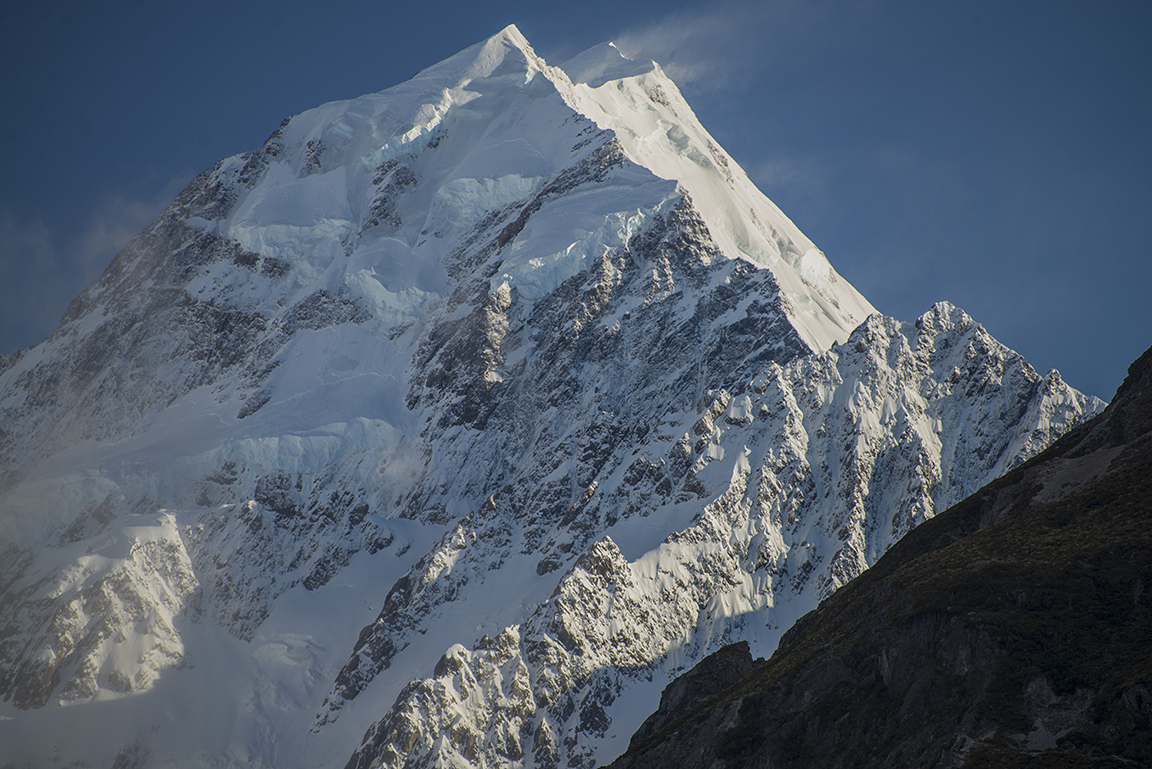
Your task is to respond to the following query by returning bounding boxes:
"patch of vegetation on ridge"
[614,430,1152,767]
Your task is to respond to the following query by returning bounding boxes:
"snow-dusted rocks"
[340,301,1103,769]
[0,25,1102,769]
[0,512,198,710]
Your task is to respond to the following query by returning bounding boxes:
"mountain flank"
[0,25,1109,769]
[608,344,1152,768]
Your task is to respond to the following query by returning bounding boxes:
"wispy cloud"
[74,178,190,276]
[0,175,191,355]
[0,212,59,353]
[752,155,832,200]
[610,0,830,89]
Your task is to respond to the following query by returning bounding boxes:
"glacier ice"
[0,24,1105,769]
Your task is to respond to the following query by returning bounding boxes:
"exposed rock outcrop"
[607,345,1152,769]
[0,25,1108,769]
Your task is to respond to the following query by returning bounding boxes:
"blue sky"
[1,0,1148,400]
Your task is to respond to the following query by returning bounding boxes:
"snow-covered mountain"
[0,26,1103,769]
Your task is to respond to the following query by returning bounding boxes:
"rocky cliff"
[607,344,1152,769]
[0,26,1105,769]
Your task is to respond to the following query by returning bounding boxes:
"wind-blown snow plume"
[0,25,1102,769]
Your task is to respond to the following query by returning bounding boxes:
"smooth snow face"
[217,25,667,308]
[0,23,1104,769]
[203,25,871,353]
[552,42,876,351]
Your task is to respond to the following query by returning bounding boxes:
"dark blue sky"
[1,0,1148,400]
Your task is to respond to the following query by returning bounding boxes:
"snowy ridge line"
[340,300,1102,769]
[0,24,1103,769]
[317,188,814,724]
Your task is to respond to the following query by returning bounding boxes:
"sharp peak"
[390,25,662,98]
[489,23,531,48]
[448,25,660,89]
[406,24,544,90]
[560,39,658,87]
[471,23,540,64]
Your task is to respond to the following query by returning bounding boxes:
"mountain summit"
[0,26,1102,769]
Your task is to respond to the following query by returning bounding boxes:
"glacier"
[0,25,1103,769]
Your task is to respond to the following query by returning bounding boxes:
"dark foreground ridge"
[607,344,1152,768]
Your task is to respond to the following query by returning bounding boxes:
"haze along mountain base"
[0,26,1103,769]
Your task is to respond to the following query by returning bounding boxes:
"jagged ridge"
[0,25,1103,769]
[606,343,1152,768]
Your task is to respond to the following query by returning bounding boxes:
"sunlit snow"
[0,24,1105,769]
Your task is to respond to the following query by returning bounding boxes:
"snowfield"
[0,25,1102,769]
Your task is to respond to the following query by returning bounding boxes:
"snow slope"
[0,25,1102,769]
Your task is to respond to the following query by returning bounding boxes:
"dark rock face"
[607,344,1152,769]
[324,193,810,715]
[0,27,1110,768]
[628,641,757,749]
[0,156,377,493]
[334,296,1103,769]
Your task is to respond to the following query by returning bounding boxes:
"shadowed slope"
[609,344,1152,769]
